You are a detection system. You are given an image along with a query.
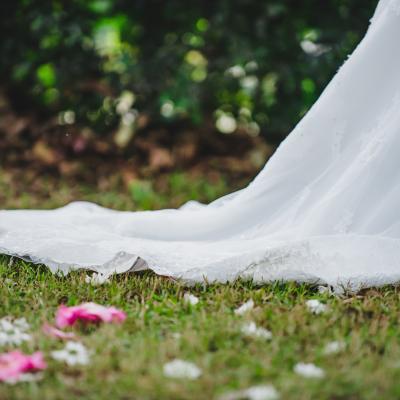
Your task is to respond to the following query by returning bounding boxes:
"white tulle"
[1,0,400,290]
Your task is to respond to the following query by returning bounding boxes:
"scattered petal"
[306,299,327,315]
[234,299,254,315]
[323,341,346,355]
[0,317,31,346]
[294,362,325,378]
[163,359,202,380]
[0,351,46,383]
[55,303,126,328]
[241,322,272,340]
[42,323,77,340]
[12,318,30,332]
[84,273,110,286]
[219,384,280,400]
[183,293,199,306]
[51,341,90,366]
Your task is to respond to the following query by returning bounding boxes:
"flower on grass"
[241,322,272,340]
[294,362,325,378]
[42,323,77,340]
[0,317,31,346]
[323,341,346,355]
[0,351,46,383]
[163,359,202,380]
[51,341,90,366]
[183,293,199,306]
[305,299,327,315]
[55,302,126,328]
[12,318,30,332]
[234,299,254,315]
[219,384,280,400]
[84,273,110,286]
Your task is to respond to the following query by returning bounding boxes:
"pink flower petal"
[55,302,126,328]
[0,351,46,382]
[42,323,77,340]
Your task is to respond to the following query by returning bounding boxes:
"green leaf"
[36,63,56,87]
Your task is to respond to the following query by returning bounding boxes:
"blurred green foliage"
[0,0,377,144]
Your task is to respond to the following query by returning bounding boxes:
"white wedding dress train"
[1,0,400,290]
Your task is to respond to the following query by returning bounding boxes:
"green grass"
[1,171,400,399]
[0,170,232,211]
[1,260,400,399]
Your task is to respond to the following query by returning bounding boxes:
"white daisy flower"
[241,322,272,340]
[234,299,254,315]
[0,317,31,346]
[219,384,280,400]
[183,293,199,306]
[306,299,327,314]
[323,340,346,355]
[163,359,202,380]
[12,318,30,331]
[51,341,90,366]
[0,319,14,333]
[294,362,325,378]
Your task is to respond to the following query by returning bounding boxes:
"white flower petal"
[0,318,14,332]
[13,318,30,331]
[0,317,32,346]
[294,362,325,378]
[51,341,91,366]
[241,322,272,340]
[183,293,199,306]
[84,273,110,285]
[219,384,280,400]
[163,359,202,380]
[234,299,254,315]
[323,341,346,355]
[306,299,327,315]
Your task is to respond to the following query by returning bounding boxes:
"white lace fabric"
[1,0,400,291]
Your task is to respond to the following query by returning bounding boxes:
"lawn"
[1,173,400,399]
[2,260,400,400]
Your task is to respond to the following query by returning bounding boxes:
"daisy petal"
[306,300,327,315]
[294,362,325,378]
[183,293,199,306]
[163,359,202,380]
[234,299,255,316]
